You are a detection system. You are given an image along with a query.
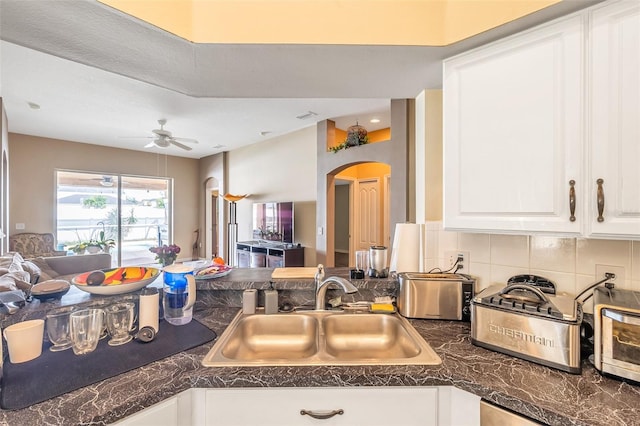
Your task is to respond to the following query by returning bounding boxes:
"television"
[252,202,294,243]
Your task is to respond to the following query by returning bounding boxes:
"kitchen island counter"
[0,267,638,426]
[1,305,638,426]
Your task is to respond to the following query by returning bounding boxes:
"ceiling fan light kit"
[124,119,198,151]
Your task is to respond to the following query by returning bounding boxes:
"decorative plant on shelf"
[328,122,369,153]
[149,244,181,267]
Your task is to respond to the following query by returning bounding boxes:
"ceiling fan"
[122,119,198,151]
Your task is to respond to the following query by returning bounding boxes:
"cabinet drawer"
[205,387,438,425]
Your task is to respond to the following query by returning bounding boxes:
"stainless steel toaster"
[397,273,475,321]
[471,283,583,374]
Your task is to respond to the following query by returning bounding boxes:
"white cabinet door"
[588,0,640,239]
[113,390,193,426]
[204,387,438,426]
[443,15,584,234]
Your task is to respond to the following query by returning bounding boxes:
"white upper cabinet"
[443,15,584,235]
[443,0,640,239]
[588,0,640,239]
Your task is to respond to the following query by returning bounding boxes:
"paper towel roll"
[389,223,424,273]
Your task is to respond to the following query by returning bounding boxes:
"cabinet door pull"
[300,409,344,420]
[597,178,605,222]
[569,180,576,222]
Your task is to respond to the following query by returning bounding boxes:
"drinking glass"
[105,302,134,346]
[46,307,75,352]
[70,308,104,355]
[85,299,111,339]
[355,250,369,272]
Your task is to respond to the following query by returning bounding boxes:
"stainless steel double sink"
[202,310,442,367]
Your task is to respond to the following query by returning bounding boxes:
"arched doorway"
[333,162,391,267]
[316,99,413,267]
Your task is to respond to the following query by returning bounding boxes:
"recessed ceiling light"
[370,118,380,123]
[27,102,40,110]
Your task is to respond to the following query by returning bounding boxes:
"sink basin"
[202,310,441,367]
[323,314,421,360]
[221,314,318,361]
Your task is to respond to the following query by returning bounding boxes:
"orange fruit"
[213,257,225,265]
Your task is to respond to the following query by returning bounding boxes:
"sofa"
[9,233,67,259]
[0,252,112,294]
[28,253,112,282]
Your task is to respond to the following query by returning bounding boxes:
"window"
[56,170,172,266]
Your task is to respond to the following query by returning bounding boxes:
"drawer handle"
[300,409,344,420]
[597,178,605,222]
[569,180,576,222]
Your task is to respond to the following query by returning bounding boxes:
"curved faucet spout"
[315,276,358,310]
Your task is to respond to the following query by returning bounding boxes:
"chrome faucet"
[315,276,358,310]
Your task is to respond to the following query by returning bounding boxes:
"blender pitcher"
[368,246,389,278]
[162,264,196,325]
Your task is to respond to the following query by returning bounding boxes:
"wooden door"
[356,178,381,251]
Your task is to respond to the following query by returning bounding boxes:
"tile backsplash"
[424,222,639,314]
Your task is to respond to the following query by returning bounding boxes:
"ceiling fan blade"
[144,142,156,148]
[170,140,193,151]
[119,136,154,139]
[171,137,198,144]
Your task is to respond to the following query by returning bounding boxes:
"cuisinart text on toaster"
[489,323,554,347]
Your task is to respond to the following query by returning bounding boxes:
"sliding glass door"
[56,170,172,266]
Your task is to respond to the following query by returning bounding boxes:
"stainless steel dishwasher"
[480,400,545,425]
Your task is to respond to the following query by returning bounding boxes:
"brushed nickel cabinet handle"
[597,178,605,222]
[300,409,344,420]
[569,180,576,222]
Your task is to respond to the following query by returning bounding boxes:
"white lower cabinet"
[113,389,195,426]
[205,387,438,426]
[115,386,480,426]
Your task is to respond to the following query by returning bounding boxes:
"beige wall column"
[415,90,443,222]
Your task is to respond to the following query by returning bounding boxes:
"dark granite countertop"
[0,268,639,425]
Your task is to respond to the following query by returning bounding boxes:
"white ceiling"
[0,0,601,159]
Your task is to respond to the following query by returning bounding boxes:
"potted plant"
[67,242,87,255]
[88,222,116,253]
[149,244,181,267]
[95,229,115,253]
[86,240,102,254]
